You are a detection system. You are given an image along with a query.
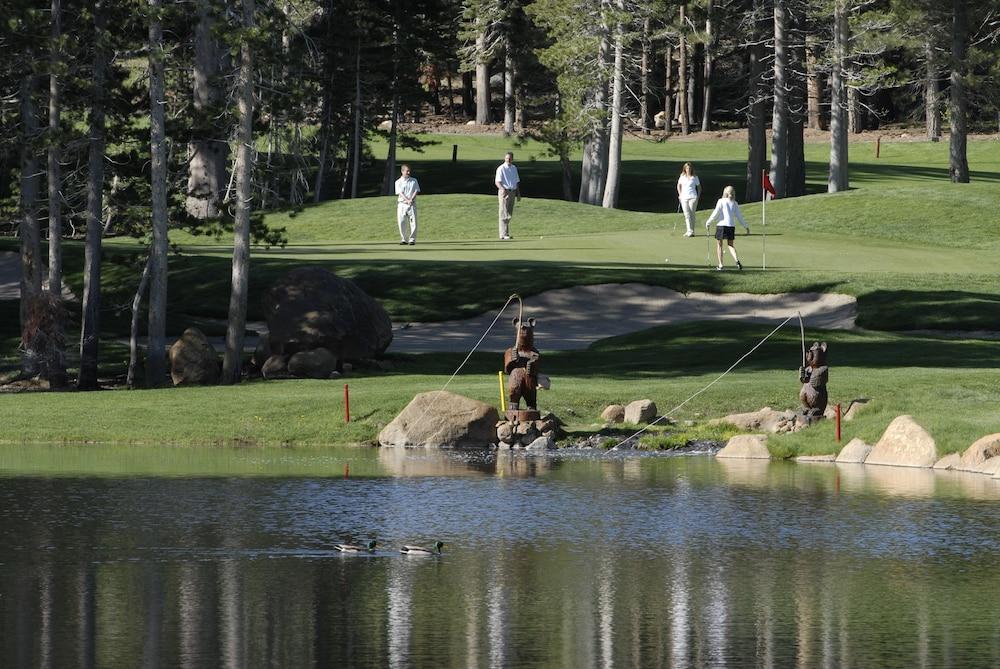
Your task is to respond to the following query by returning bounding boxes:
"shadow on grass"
[390,321,1000,379]
[858,290,1000,331]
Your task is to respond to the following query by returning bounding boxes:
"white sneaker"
[683,231,694,237]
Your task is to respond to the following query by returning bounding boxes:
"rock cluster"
[713,399,871,435]
[600,399,657,424]
[719,412,1000,481]
[256,267,392,379]
[496,413,562,450]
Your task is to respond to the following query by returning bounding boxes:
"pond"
[2,444,999,668]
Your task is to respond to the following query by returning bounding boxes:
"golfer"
[704,185,749,270]
[394,164,420,245]
[676,162,701,237]
[495,151,520,240]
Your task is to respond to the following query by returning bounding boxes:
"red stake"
[835,403,842,442]
[344,462,350,479]
[344,383,350,423]
[876,136,881,158]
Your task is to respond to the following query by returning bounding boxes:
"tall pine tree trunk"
[19,68,43,373]
[640,17,651,135]
[663,46,673,134]
[579,28,610,205]
[222,0,256,384]
[827,0,849,193]
[786,9,805,197]
[313,87,332,203]
[47,0,62,297]
[924,42,940,140]
[78,3,107,390]
[187,0,229,218]
[948,0,969,182]
[678,2,689,135]
[746,35,767,202]
[602,3,624,209]
[382,22,401,195]
[701,0,715,132]
[503,41,515,136]
[461,72,473,118]
[46,0,66,387]
[350,39,361,198]
[769,0,788,198]
[127,254,152,389]
[806,35,823,130]
[147,0,169,387]
[475,27,491,124]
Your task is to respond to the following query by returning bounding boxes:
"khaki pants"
[498,188,516,238]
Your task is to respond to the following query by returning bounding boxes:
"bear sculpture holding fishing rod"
[798,341,829,424]
[504,316,547,422]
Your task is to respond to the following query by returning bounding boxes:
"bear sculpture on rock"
[798,341,829,422]
[504,317,542,419]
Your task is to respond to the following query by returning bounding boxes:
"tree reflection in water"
[1,447,1000,667]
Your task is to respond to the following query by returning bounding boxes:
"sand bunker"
[390,283,856,353]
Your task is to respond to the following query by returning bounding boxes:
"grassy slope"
[2,134,999,454]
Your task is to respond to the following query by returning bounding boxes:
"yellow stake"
[498,371,506,412]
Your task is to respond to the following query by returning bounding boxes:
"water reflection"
[2,450,1000,667]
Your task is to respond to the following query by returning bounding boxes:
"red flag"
[762,170,777,200]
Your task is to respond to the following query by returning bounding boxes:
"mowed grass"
[2,133,1000,454]
[1,322,998,456]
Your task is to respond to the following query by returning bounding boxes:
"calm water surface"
[1,444,1000,668]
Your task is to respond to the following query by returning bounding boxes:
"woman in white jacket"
[704,185,750,270]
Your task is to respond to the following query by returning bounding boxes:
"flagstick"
[761,168,767,271]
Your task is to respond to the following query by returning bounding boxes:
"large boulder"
[958,433,1000,471]
[288,348,337,379]
[379,391,499,449]
[601,404,625,423]
[624,399,657,424]
[716,434,770,459]
[865,415,938,468]
[836,438,872,464]
[168,327,219,386]
[717,407,798,434]
[263,267,392,363]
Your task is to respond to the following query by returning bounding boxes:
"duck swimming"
[335,540,377,553]
[400,541,444,555]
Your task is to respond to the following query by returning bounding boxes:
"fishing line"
[608,314,797,449]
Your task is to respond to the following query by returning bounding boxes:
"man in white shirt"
[394,164,420,245]
[494,151,520,240]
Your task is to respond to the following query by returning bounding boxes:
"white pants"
[397,203,417,241]
[680,198,698,235]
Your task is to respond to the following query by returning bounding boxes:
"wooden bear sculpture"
[504,317,541,417]
[799,341,829,421]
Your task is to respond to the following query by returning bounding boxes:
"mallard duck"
[335,540,377,553]
[400,541,444,555]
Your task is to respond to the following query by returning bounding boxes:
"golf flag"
[761,169,769,271]
[762,171,777,200]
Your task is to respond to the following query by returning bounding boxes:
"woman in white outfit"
[704,185,750,270]
[675,162,701,237]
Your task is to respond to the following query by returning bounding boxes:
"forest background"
[1,0,997,392]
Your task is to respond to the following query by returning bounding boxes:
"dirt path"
[388,283,856,353]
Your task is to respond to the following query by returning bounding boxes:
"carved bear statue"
[799,341,829,420]
[504,317,541,412]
